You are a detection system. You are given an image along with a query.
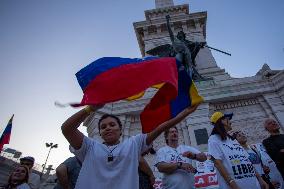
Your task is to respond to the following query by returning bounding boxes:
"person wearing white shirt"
[208,112,268,189]
[155,126,207,189]
[61,104,199,189]
[232,131,274,189]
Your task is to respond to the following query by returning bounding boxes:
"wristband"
[84,106,94,114]
[228,179,234,184]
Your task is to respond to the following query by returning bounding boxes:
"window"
[148,25,157,34]
[194,128,208,145]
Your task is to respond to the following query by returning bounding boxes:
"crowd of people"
[57,104,284,189]
[2,104,283,189]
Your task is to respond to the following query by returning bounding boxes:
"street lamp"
[41,142,58,177]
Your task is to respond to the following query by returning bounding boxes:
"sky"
[0,0,283,169]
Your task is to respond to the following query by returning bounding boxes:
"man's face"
[167,128,178,142]
[265,119,280,133]
[20,160,33,170]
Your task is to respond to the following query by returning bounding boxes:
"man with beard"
[155,126,207,189]
[262,118,284,179]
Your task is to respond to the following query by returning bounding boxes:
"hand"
[180,162,196,173]
[90,104,104,110]
[262,165,270,174]
[271,181,280,189]
[229,181,241,189]
[182,151,196,159]
[186,104,199,114]
[258,178,269,189]
[149,175,155,187]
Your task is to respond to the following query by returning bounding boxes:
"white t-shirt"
[28,172,40,189]
[253,143,284,189]
[73,134,150,189]
[208,135,260,189]
[246,147,264,175]
[155,145,200,189]
[17,183,31,189]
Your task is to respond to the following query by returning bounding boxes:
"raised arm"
[61,105,102,149]
[166,15,175,43]
[56,164,69,189]
[146,104,199,145]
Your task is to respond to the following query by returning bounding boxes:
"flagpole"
[40,142,58,178]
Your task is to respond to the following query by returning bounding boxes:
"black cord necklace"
[106,143,119,162]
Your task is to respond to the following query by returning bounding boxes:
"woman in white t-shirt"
[233,131,284,189]
[208,111,268,189]
[61,104,199,189]
[252,143,284,189]
[232,131,276,189]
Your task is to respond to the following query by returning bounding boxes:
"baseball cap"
[210,112,233,124]
[20,156,35,163]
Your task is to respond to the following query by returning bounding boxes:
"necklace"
[106,143,119,162]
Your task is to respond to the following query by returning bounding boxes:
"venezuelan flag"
[0,115,14,152]
[140,61,204,133]
[74,57,178,106]
[74,57,203,133]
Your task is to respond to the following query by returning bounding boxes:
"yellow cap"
[210,112,233,124]
[210,112,224,124]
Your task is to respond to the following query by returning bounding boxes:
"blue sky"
[0,0,283,168]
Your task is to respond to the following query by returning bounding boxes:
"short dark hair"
[164,126,178,144]
[98,114,122,131]
[211,118,232,141]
